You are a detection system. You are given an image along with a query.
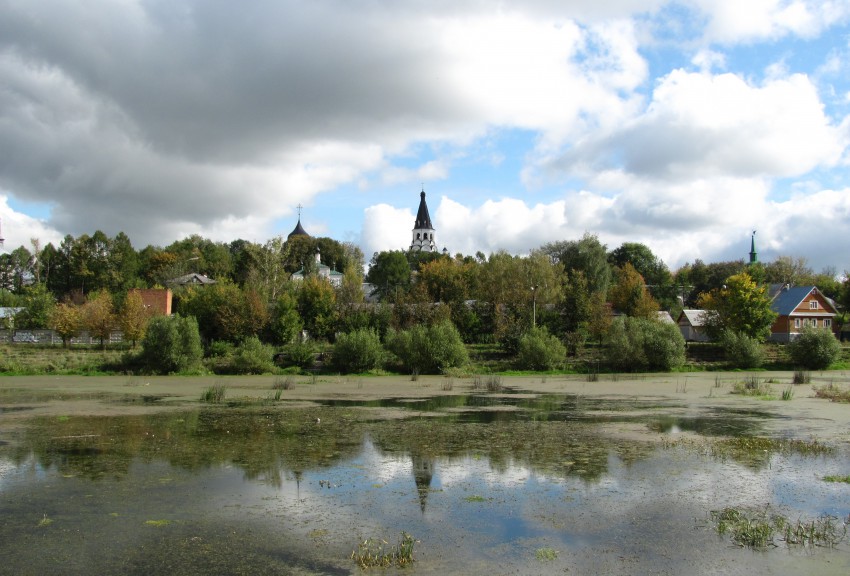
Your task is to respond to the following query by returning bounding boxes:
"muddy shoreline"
[2,370,849,443]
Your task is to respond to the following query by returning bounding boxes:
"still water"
[1,394,848,575]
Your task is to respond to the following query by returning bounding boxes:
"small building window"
[809,300,818,310]
[824,318,832,328]
[794,318,801,328]
[811,319,818,328]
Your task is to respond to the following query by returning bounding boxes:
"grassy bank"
[2,340,848,377]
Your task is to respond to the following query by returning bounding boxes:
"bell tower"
[410,189,436,252]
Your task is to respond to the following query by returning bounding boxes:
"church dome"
[287,218,310,239]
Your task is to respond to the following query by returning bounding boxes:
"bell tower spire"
[410,189,436,252]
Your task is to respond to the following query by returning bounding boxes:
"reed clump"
[351,532,416,569]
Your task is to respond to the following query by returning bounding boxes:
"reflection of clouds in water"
[0,457,15,490]
[769,454,850,517]
[0,455,53,491]
[359,439,412,485]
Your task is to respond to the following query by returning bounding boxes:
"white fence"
[0,330,124,345]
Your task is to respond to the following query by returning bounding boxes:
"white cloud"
[361,204,415,259]
[0,0,848,277]
[543,70,845,183]
[0,194,64,253]
[691,0,850,43]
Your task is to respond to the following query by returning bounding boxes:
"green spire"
[749,230,758,264]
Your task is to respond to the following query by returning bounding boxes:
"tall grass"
[472,374,502,392]
[710,507,847,549]
[200,384,226,403]
[351,532,416,568]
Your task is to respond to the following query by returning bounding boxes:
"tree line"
[1,229,847,373]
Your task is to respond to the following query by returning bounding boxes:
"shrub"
[332,328,385,373]
[788,327,841,370]
[138,315,204,374]
[516,327,566,371]
[607,317,685,371]
[386,320,468,374]
[283,340,317,369]
[232,336,276,374]
[720,329,764,369]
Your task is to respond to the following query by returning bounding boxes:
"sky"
[1,0,850,273]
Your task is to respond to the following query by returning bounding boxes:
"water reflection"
[1,396,847,576]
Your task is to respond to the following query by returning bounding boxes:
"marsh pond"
[1,373,849,575]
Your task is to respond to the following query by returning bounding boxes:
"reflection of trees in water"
[11,408,365,484]
[10,410,658,489]
[367,420,655,483]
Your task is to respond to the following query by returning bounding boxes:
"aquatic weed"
[472,374,502,391]
[144,519,172,527]
[351,532,416,569]
[535,547,559,561]
[792,370,811,384]
[200,384,226,403]
[781,386,794,401]
[732,376,773,398]
[823,475,850,483]
[272,376,295,390]
[464,495,488,502]
[710,437,834,466]
[781,515,846,548]
[814,382,850,403]
[710,507,778,549]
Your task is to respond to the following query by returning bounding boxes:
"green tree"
[139,315,204,374]
[677,259,746,306]
[165,235,234,281]
[386,320,469,374]
[764,255,813,287]
[476,250,560,351]
[542,233,611,296]
[609,242,670,286]
[106,232,141,292]
[243,236,290,301]
[332,328,385,373]
[296,276,337,340]
[610,263,659,319]
[697,272,777,341]
[179,282,268,343]
[417,256,481,341]
[231,336,276,374]
[607,317,685,371]
[365,250,411,301]
[269,289,302,345]
[788,327,841,370]
[719,329,764,369]
[15,283,56,329]
[0,246,34,292]
[516,327,566,371]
